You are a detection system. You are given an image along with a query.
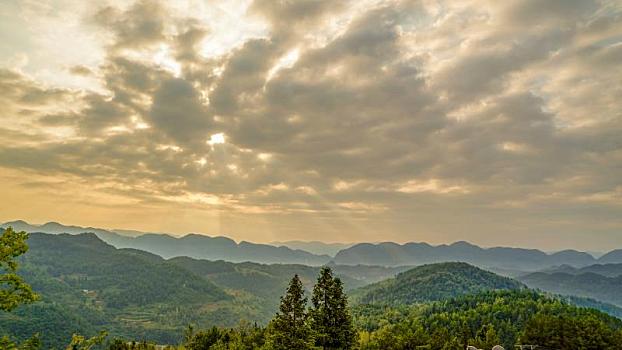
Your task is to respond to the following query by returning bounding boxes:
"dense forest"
[2,228,622,349]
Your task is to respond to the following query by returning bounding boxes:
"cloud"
[94,0,167,50]
[0,0,621,248]
[148,77,212,144]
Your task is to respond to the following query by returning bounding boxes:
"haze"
[0,0,621,251]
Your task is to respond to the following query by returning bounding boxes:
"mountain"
[270,240,354,256]
[333,240,601,270]
[1,220,331,265]
[519,271,622,307]
[599,249,622,264]
[0,232,402,348]
[1,220,117,237]
[351,262,524,305]
[1,232,234,348]
[549,249,596,266]
[540,263,622,278]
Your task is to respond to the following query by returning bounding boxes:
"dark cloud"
[148,77,213,145]
[94,0,166,50]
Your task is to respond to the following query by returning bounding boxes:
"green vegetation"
[0,228,38,312]
[354,290,622,349]
[351,262,524,305]
[309,267,357,349]
[265,275,313,350]
[2,231,622,349]
[0,227,40,350]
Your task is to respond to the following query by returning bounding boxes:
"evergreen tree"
[266,275,313,350]
[310,267,357,349]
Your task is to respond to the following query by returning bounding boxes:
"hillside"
[354,290,622,349]
[0,232,401,348]
[0,233,235,347]
[333,241,601,270]
[519,271,622,307]
[1,220,331,265]
[351,262,524,305]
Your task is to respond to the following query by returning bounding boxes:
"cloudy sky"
[0,0,621,250]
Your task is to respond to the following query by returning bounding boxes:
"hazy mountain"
[6,219,618,269]
[539,263,622,278]
[351,262,524,305]
[519,271,622,307]
[2,220,118,237]
[270,240,354,256]
[1,220,331,265]
[599,249,622,264]
[334,241,601,270]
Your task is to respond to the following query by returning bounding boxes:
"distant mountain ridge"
[270,240,355,256]
[1,220,331,265]
[540,263,622,277]
[519,270,622,307]
[4,220,621,269]
[333,241,619,270]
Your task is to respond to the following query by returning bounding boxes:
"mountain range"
[1,220,331,265]
[3,230,622,348]
[270,240,354,256]
[1,231,406,347]
[3,220,622,271]
[333,241,619,270]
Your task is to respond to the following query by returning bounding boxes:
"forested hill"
[354,290,622,349]
[0,232,403,348]
[351,262,524,305]
[22,232,231,307]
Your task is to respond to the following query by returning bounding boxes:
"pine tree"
[310,267,357,349]
[266,274,313,350]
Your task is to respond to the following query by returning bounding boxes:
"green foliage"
[66,331,108,350]
[183,322,266,350]
[0,334,40,350]
[265,275,313,350]
[351,262,523,306]
[0,228,38,312]
[520,313,622,350]
[355,290,622,350]
[309,267,357,349]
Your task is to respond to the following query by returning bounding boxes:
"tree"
[0,227,40,350]
[66,331,107,350]
[309,267,357,349]
[0,334,41,350]
[0,227,38,312]
[266,275,313,350]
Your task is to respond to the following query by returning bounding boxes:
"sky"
[0,0,621,250]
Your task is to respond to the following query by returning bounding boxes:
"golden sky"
[1,0,621,250]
